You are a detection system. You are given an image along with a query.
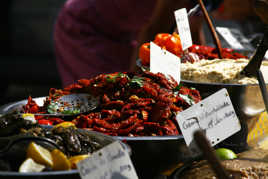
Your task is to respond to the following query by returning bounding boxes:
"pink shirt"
[54,0,156,87]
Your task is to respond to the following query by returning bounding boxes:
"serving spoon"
[10,93,99,118]
[37,93,99,116]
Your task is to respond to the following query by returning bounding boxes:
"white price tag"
[174,8,193,50]
[216,27,251,50]
[176,88,241,152]
[265,50,268,60]
[150,42,181,83]
[77,141,138,179]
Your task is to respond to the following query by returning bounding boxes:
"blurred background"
[0,0,66,105]
[0,0,264,106]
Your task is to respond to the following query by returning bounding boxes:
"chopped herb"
[61,109,80,115]
[174,84,183,91]
[179,94,195,105]
[129,76,144,88]
[105,72,128,83]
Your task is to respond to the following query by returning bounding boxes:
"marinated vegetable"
[23,71,201,136]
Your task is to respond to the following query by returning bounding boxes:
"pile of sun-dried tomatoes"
[25,71,201,136]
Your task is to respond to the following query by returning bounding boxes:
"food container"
[0,120,130,179]
[0,97,192,178]
[114,135,191,178]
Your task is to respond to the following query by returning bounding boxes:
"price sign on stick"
[150,42,181,84]
[174,8,193,50]
[176,88,241,153]
[216,27,254,51]
[77,141,138,179]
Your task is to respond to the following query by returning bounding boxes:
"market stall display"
[0,116,129,179]
[5,71,201,137]
[1,2,267,177]
[0,71,203,177]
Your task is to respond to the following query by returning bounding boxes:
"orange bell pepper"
[139,42,150,66]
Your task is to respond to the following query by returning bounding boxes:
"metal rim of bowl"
[0,170,78,176]
[181,79,267,86]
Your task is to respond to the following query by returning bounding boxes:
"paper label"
[174,8,193,50]
[216,27,254,51]
[77,141,138,179]
[265,50,268,60]
[150,42,181,83]
[176,88,241,152]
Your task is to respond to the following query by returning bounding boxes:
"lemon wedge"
[51,149,71,171]
[26,142,53,167]
[69,154,90,169]
[19,158,46,173]
[21,113,36,124]
[53,122,76,129]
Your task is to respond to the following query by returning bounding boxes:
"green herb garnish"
[173,84,183,91]
[105,72,128,83]
[179,94,195,105]
[61,109,80,115]
[129,76,144,88]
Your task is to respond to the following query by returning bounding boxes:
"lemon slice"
[26,142,53,167]
[69,154,90,169]
[19,158,46,173]
[215,148,237,160]
[51,149,71,171]
[53,122,76,129]
[21,113,36,124]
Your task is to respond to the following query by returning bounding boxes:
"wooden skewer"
[198,0,223,59]
[194,130,231,179]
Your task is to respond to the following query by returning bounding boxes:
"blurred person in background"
[54,0,192,87]
[54,0,223,87]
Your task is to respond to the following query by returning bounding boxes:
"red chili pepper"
[47,117,64,124]
[38,119,53,125]
[119,114,138,129]
[93,126,111,133]
[118,121,142,135]
[94,118,120,130]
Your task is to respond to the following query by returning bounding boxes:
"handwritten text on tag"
[77,141,138,179]
[176,89,241,152]
[174,8,192,50]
